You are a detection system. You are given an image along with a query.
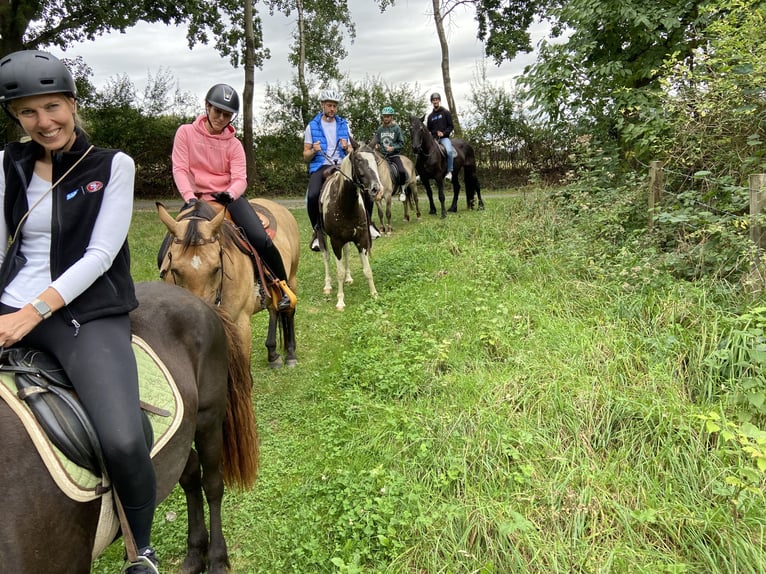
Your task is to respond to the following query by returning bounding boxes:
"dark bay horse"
[409,115,484,217]
[0,282,259,574]
[158,198,300,368]
[318,143,383,310]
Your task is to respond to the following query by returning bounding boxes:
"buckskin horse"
[0,282,259,574]
[158,198,300,368]
[409,115,484,217]
[372,149,421,234]
[317,142,383,310]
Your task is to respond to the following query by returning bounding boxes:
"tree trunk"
[431,0,461,137]
[243,0,257,186]
[297,0,310,126]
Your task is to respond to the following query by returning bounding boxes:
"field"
[93,190,766,573]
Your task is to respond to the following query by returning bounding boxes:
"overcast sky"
[49,0,543,117]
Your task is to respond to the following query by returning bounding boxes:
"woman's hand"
[0,307,42,348]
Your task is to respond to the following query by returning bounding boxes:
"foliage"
[0,0,218,55]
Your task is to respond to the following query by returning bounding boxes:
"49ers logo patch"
[85,181,104,193]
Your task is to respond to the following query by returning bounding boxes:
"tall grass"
[93,192,766,573]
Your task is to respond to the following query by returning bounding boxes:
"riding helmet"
[205,83,239,114]
[320,88,342,104]
[381,106,395,115]
[430,92,441,101]
[0,50,77,106]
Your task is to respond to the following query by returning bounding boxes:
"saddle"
[0,347,153,477]
[385,156,408,187]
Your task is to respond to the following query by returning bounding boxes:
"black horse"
[409,115,483,218]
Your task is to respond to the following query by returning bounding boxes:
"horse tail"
[214,306,260,489]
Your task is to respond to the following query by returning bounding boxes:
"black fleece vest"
[1,131,137,325]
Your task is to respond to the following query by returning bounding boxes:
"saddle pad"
[0,334,183,502]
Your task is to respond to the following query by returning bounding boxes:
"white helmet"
[320,88,341,104]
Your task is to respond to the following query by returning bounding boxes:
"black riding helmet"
[205,83,240,114]
[0,50,76,109]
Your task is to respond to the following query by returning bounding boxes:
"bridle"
[165,215,226,306]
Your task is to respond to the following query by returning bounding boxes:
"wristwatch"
[30,298,52,319]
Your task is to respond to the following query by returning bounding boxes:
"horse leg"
[334,253,347,311]
[385,196,393,235]
[436,180,447,219]
[358,249,378,299]
[265,308,283,368]
[190,422,230,574]
[282,308,298,367]
[448,169,461,212]
[178,450,210,574]
[343,244,353,285]
[423,180,437,215]
[322,248,333,295]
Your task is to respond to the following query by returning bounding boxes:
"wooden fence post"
[648,161,664,230]
[750,174,766,268]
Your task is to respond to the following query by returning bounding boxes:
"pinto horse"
[0,282,258,574]
[158,198,300,368]
[409,115,484,218]
[318,143,383,310]
[372,150,420,234]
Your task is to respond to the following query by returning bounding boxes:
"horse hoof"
[285,358,298,368]
[268,357,283,369]
[323,288,332,295]
[478,202,485,211]
[441,211,447,219]
[429,209,437,215]
[448,206,457,213]
[336,304,346,311]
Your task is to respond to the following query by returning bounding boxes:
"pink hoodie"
[172,114,247,202]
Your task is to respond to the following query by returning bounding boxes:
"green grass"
[92,191,766,573]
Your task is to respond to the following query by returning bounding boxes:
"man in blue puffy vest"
[302,89,380,251]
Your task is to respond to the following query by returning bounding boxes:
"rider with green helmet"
[371,106,409,201]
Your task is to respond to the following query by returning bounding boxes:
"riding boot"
[260,242,297,311]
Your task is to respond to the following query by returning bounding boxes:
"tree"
[0,1,218,56]
[265,0,356,126]
[431,0,461,136]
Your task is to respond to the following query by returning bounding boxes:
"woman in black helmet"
[0,50,159,573]
[171,83,296,310]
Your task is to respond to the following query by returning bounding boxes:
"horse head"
[409,115,429,156]
[157,201,228,304]
[345,144,383,203]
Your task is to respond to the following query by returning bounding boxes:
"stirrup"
[276,280,297,311]
[121,547,159,574]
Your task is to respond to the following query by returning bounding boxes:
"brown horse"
[372,150,420,234]
[318,143,383,310]
[409,115,484,217]
[158,198,300,368]
[0,282,258,574]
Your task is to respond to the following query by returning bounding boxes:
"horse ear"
[419,114,425,123]
[157,203,180,236]
[349,136,359,151]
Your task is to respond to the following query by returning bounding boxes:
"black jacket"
[1,130,138,325]
[426,106,454,139]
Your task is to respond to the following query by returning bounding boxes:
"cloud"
[49,0,536,116]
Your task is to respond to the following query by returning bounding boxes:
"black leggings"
[225,196,288,281]
[1,305,156,549]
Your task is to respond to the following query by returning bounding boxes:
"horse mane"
[178,200,240,250]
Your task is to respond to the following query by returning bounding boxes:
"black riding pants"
[225,196,287,281]
[1,305,156,549]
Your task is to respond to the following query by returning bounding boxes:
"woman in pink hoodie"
[172,84,294,311]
